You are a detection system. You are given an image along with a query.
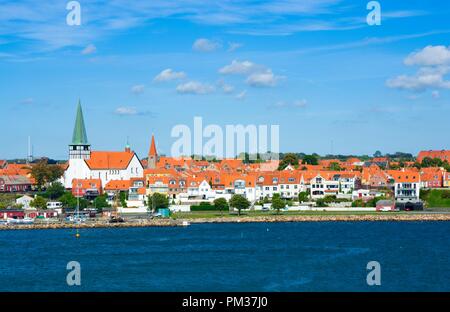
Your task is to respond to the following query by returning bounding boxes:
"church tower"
[69,100,91,160]
[147,135,157,169]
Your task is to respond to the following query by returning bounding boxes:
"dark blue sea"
[0,222,449,291]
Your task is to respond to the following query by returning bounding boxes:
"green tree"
[298,191,309,203]
[302,154,319,165]
[444,162,450,172]
[0,194,17,209]
[213,197,228,216]
[30,196,47,209]
[271,193,285,214]
[278,153,299,170]
[59,192,88,209]
[93,194,111,211]
[29,160,64,190]
[329,162,342,171]
[352,199,365,207]
[147,192,169,212]
[315,198,328,207]
[229,194,250,216]
[366,196,386,207]
[44,182,66,200]
[373,151,382,158]
[119,191,128,208]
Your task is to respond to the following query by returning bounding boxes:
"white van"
[46,201,63,209]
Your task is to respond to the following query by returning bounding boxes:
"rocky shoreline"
[1,213,449,230]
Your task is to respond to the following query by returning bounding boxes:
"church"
[62,101,146,189]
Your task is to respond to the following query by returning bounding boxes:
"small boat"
[65,215,87,223]
[109,216,125,223]
[7,217,34,225]
[182,221,190,227]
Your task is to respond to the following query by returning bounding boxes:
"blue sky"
[0,0,449,160]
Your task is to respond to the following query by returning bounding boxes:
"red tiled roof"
[149,135,157,157]
[85,151,134,170]
[417,150,450,162]
[104,179,131,191]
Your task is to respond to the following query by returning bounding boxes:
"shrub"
[441,190,450,199]
[191,202,217,211]
[316,198,328,207]
[352,199,365,207]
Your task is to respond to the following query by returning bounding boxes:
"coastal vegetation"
[147,192,169,211]
[229,194,250,216]
[421,189,450,208]
[277,153,299,170]
[0,194,20,209]
[30,196,47,209]
[29,160,64,191]
[190,202,217,211]
[271,193,286,214]
[213,198,228,216]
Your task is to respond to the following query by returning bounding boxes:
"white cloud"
[217,80,234,94]
[219,60,260,75]
[293,99,308,107]
[227,42,243,52]
[236,90,247,100]
[387,66,450,91]
[81,44,97,55]
[114,106,153,116]
[222,84,234,94]
[176,81,214,94]
[193,38,221,52]
[246,69,281,87]
[131,84,145,94]
[154,69,186,82]
[1,1,430,52]
[115,107,137,115]
[404,45,450,66]
[219,60,283,88]
[387,46,450,93]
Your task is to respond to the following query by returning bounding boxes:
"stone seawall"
[1,213,449,230]
[187,214,450,224]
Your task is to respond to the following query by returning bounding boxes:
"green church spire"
[71,100,89,145]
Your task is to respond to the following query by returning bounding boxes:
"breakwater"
[1,213,450,230]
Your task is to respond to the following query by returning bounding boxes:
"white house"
[255,173,306,200]
[393,171,421,203]
[16,195,34,209]
[310,172,361,199]
[310,173,339,199]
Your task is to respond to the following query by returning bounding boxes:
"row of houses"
[67,162,425,207]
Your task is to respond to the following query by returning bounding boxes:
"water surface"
[0,222,448,291]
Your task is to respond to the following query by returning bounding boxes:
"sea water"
[0,221,448,291]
